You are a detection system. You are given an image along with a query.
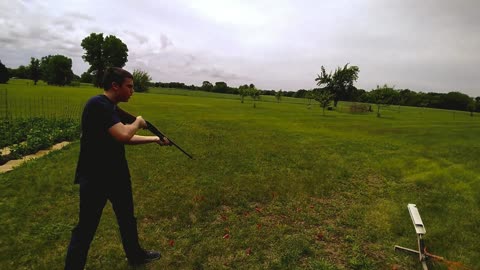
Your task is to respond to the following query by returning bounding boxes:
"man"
[65,67,169,269]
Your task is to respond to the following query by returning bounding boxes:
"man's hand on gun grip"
[157,136,172,146]
[135,116,147,129]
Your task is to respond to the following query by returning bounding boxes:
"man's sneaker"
[128,250,161,266]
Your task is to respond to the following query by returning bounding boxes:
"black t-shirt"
[75,95,130,184]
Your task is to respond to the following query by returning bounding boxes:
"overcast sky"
[1,0,479,96]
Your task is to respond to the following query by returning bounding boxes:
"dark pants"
[65,178,143,270]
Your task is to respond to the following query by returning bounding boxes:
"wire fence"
[0,88,83,121]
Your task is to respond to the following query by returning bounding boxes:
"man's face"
[114,78,134,102]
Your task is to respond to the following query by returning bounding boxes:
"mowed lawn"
[1,81,479,269]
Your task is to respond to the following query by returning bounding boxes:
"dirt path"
[0,141,71,173]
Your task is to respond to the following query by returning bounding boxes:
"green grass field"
[1,80,479,269]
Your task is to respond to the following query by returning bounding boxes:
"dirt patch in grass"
[0,141,71,173]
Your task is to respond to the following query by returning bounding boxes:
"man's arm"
[108,116,146,143]
[125,135,170,145]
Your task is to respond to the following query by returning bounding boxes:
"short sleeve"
[99,103,121,130]
[86,96,121,131]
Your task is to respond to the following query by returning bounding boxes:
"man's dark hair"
[103,67,133,91]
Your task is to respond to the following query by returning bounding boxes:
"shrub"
[349,103,370,113]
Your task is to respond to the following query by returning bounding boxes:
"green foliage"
[440,91,474,111]
[275,90,283,103]
[79,72,93,84]
[238,85,261,107]
[368,84,399,117]
[315,64,360,107]
[28,58,41,85]
[313,89,333,115]
[0,60,9,83]
[238,84,249,103]
[1,117,79,163]
[249,87,260,108]
[8,65,29,79]
[201,81,213,92]
[132,69,152,92]
[81,33,129,87]
[213,81,228,93]
[305,91,314,107]
[467,100,476,116]
[39,55,74,86]
[0,119,30,148]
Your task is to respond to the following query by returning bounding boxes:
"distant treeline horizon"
[150,81,479,113]
[3,62,479,113]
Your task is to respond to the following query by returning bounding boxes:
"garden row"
[0,117,80,165]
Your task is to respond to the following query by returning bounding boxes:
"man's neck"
[103,91,119,104]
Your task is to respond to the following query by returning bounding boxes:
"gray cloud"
[64,12,95,22]
[190,67,246,82]
[0,0,479,96]
[124,31,149,45]
[160,34,173,49]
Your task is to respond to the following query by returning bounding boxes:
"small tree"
[314,90,333,115]
[315,64,360,107]
[249,87,260,108]
[238,84,249,103]
[467,100,476,117]
[0,60,9,83]
[275,90,283,103]
[132,69,152,92]
[368,84,399,117]
[29,57,41,85]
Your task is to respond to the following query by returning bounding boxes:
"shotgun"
[116,107,194,159]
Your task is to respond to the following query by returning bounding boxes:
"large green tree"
[81,33,128,87]
[202,81,213,91]
[29,57,41,85]
[80,72,93,84]
[0,60,9,83]
[315,63,360,107]
[213,81,228,93]
[40,55,74,86]
[132,69,152,92]
[439,91,473,111]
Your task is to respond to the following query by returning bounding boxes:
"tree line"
[149,64,479,114]
[0,33,149,91]
[1,56,74,86]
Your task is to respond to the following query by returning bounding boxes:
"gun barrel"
[117,107,194,159]
[145,121,194,159]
